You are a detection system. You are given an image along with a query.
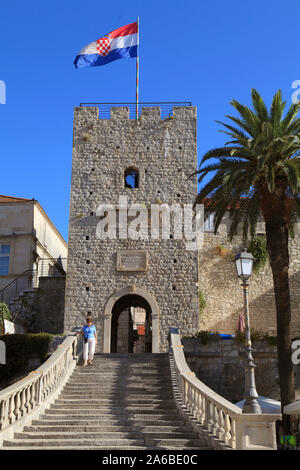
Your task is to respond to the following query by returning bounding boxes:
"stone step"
[75,363,170,367]
[73,369,170,373]
[24,425,191,433]
[54,399,175,405]
[1,446,206,450]
[94,354,169,359]
[44,409,179,416]
[66,380,170,386]
[49,403,177,410]
[1,352,211,450]
[2,439,145,447]
[14,431,199,440]
[3,438,202,448]
[80,367,170,370]
[74,366,169,369]
[70,374,170,380]
[59,394,174,400]
[33,417,187,425]
[61,390,173,396]
[61,384,173,395]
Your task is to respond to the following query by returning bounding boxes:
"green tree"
[0,302,12,332]
[193,89,300,434]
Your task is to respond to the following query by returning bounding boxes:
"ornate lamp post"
[234,248,262,414]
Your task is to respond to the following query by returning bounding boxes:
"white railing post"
[168,326,281,450]
[0,335,80,444]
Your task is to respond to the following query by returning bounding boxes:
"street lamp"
[234,248,262,414]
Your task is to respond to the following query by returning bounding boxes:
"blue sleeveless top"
[82,324,96,339]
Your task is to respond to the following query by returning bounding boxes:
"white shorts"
[83,338,96,361]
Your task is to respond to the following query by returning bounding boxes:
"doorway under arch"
[111,294,151,353]
[103,286,160,353]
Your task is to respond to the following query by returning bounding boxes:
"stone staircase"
[2,353,210,450]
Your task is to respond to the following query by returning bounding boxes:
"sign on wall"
[4,319,25,334]
[117,250,148,272]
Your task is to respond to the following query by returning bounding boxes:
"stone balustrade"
[169,327,281,450]
[284,400,300,415]
[0,335,82,445]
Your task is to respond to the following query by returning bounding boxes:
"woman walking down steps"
[77,316,98,366]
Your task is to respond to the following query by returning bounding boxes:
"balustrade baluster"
[218,409,225,440]
[20,388,26,417]
[212,404,219,436]
[192,386,197,418]
[0,398,8,430]
[195,390,200,421]
[30,382,36,410]
[184,378,188,405]
[37,377,42,405]
[8,394,15,424]
[197,393,203,423]
[191,385,194,413]
[188,384,193,415]
[230,417,236,449]
[14,392,21,421]
[207,401,214,432]
[25,386,31,413]
[41,376,46,401]
[188,383,192,412]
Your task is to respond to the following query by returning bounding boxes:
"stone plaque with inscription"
[117,250,148,272]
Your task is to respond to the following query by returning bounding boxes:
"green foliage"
[215,244,231,258]
[248,236,269,273]
[193,330,220,345]
[0,303,12,332]
[198,289,206,315]
[0,333,53,381]
[234,329,277,345]
[193,88,300,239]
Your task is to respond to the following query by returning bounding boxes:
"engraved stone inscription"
[117,250,148,272]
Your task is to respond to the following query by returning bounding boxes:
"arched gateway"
[103,286,160,353]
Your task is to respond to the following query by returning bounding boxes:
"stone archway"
[102,286,160,353]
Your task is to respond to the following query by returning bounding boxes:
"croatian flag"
[74,22,138,69]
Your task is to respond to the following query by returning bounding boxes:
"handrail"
[0,269,36,296]
[169,327,281,450]
[0,258,67,305]
[0,335,82,435]
[0,269,37,306]
[79,102,192,120]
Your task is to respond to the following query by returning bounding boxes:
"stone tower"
[64,104,200,352]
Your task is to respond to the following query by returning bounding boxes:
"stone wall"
[198,231,300,337]
[182,337,300,403]
[0,335,66,391]
[7,277,65,334]
[8,289,39,331]
[64,106,200,352]
[34,277,65,334]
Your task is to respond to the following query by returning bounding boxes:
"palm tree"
[193,89,300,434]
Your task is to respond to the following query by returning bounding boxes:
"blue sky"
[0,0,299,242]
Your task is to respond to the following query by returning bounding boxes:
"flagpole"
[136,16,139,119]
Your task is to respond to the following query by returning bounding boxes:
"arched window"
[124,168,139,188]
